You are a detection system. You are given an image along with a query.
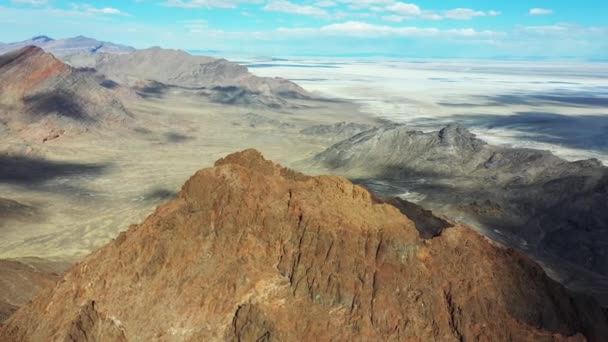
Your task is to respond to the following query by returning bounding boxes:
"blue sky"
[1,0,607,59]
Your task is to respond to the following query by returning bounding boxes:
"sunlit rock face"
[2,150,607,341]
[0,46,130,141]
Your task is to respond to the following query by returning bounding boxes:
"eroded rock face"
[2,149,607,341]
[312,124,608,305]
[0,258,65,323]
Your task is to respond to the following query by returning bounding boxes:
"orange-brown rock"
[1,149,607,341]
[0,258,65,323]
[0,46,129,140]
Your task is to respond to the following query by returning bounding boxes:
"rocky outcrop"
[239,113,295,129]
[386,197,452,239]
[301,121,373,141]
[1,150,607,341]
[0,46,130,140]
[0,258,65,323]
[312,124,608,305]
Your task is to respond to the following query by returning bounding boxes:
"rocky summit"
[2,150,607,341]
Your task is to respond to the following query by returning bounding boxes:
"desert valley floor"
[0,92,369,260]
[1,54,607,272]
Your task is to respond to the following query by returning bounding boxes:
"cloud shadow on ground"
[439,87,608,109]
[0,155,109,190]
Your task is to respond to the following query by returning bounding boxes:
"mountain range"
[0,36,134,57]
[1,35,607,340]
[68,47,311,106]
[0,36,314,141]
[312,124,608,304]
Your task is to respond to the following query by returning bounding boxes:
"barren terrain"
[0,91,370,261]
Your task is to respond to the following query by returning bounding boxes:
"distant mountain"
[1,37,313,108]
[0,35,135,56]
[67,47,312,106]
[301,122,374,141]
[312,124,608,304]
[1,149,607,340]
[0,46,130,141]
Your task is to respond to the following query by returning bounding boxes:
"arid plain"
[1,35,608,340]
[0,90,370,261]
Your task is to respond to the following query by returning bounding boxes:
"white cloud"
[161,0,259,9]
[382,14,405,22]
[339,0,394,8]
[160,0,499,23]
[278,21,502,38]
[529,8,553,16]
[71,3,128,16]
[386,2,420,16]
[443,8,500,20]
[10,0,48,5]
[519,24,606,36]
[315,0,336,7]
[374,3,501,21]
[264,0,328,18]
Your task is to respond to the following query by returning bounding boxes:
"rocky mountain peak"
[1,150,607,341]
[0,46,70,93]
[438,124,486,150]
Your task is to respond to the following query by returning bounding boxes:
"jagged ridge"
[1,149,606,341]
[312,124,608,305]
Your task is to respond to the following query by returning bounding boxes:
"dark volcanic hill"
[312,124,608,305]
[0,46,130,140]
[1,150,607,341]
[70,47,311,106]
[0,36,134,57]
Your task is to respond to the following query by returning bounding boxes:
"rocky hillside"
[0,36,134,56]
[0,46,130,140]
[312,124,608,305]
[301,121,374,141]
[0,258,65,323]
[74,47,311,105]
[2,150,607,341]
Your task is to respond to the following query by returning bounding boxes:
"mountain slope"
[84,47,311,105]
[0,258,65,323]
[301,121,374,141]
[0,36,134,56]
[1,150,607,341]
[312,124,608,304]
[0,46,130,140]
